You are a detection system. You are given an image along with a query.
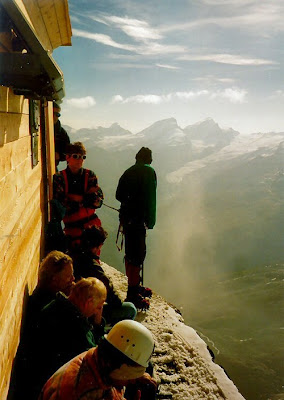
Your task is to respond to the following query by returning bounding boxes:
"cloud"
[101,63,152,69]
[193,76,236,84]
[201,0,254,4]
[178,53,277,66]
[110,88,247,105]
[217,78,236,83]
[72,28,185,55]
[111,94,169,105]
[66,96,96,109]
[161,2,284,35]
[156,63,180,70]
[269,90,284,99]
[70,15,81,24]
[139,42,186,55]
[175,91,209,100]
[73,28,136,51]
[102,15,163,41]
[111,95,124,104]
[213,88,247,103]
[90,16,110,26]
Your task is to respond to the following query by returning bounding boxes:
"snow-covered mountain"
[66,118,284,207]
[184,118,239,145]
[138,117,188,146]
[66,118,283,177]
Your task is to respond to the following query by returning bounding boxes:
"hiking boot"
[138,285,152,298]
[126,287,150,311]
[135,295,150,311]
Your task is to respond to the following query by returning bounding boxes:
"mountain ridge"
[65,117,284,182]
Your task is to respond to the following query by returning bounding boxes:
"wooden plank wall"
[0,86,44,398]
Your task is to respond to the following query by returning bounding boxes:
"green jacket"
[116,161,157,229]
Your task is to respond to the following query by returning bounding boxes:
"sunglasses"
[53,112,61,117]
[71,154,86,160]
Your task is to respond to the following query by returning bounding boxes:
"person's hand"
[136,372,157,389]
[135,373,157,399]
[124,373,157,400]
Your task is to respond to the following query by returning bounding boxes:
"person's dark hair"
[135,147,152,164]
[66,141,86,155]
[81,226,108,250]
[97,337,139,376]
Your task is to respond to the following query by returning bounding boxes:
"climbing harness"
[101,202,124,251]
[116,222,124,251]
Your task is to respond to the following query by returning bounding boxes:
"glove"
[83,192,97,208]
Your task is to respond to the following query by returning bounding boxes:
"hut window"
[29,99,40,167]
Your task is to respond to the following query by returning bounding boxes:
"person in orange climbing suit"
[53,141,103,250]
[39,320,157,400]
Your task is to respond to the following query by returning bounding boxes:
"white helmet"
[105,320,154,367]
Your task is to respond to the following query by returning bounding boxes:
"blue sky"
[53,0,284,134]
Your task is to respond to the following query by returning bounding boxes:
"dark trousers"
[124,225,146,287]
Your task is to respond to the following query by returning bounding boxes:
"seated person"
[7,251,75,400]
[27,250,75,322]
[27,277,107,400]
[39,320,157,400]
[72,225,137,326]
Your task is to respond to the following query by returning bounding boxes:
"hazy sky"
[53,0,284,134]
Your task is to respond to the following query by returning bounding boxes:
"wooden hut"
[0,1,72,397]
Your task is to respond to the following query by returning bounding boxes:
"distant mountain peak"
[138,117,180,134]
[144,117,178,129]
[199,117,217,123]
[97,123,132,136]
[192,117,219,129]
[110,122,122,129]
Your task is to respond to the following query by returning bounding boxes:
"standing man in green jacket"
[116,147,157,310]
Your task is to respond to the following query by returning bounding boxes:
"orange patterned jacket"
[39,347,125,400]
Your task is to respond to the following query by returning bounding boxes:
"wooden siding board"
[20,0,72,51]
[0,142,34,210]
[0,113,30,146]
[0,208,41,398]
[0,80,46,400]
[7,89,29,114]
[21,0,52,51]
[0,157,42,397]
[0,199,41,321]
[0,86,8,112]
[38,0,62,49]
[0,162,42,260]
[0,136,31,181]
[0,87,29,114]
[54,0,72,46]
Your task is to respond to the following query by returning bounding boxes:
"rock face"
[101,262,246,400]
